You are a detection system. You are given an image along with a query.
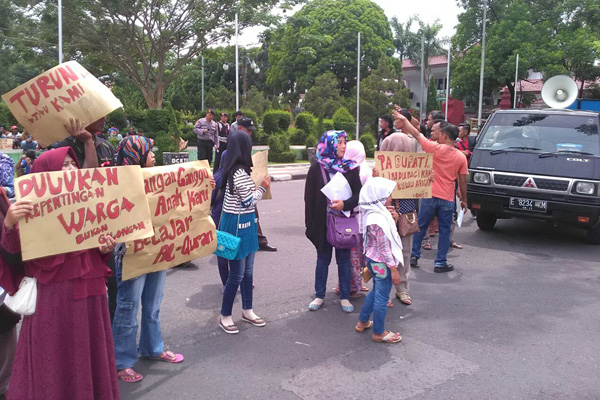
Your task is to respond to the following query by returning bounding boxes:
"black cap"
[207,108,215,115]
[237,117,256,132]
[235,110,244,117]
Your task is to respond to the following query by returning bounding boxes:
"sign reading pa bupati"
[374,151,433,199]
[1,61,123,147]
[122,161,217,281]
[15,166,153,261]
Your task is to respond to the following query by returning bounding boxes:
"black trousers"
[214,142,227,171]
[197,140,214,165]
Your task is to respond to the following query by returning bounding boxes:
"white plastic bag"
[4,276,37,315]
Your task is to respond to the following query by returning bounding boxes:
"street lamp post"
[223,53,260,109]
[477,0,488,129]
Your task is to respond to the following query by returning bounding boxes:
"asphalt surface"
[119,179,600,400]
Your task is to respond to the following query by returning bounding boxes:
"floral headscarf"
[316,130,357,174]
[116,136,154,167]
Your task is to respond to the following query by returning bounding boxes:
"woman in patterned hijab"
[116,135,155,167]
[316,130,357,174]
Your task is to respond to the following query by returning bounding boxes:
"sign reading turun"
[15,166,153,261]
[122,161,217,281]
[1,61,123,147]
[374,151,433,199]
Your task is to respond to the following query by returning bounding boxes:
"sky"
[235,0,464,47]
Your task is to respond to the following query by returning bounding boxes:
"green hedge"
[107,108,128,131]
[263,110,291,135]
[323,118,334,132]
[359,133,376,158]
[332,107,355,139]
[0,103,18,128]
[252,128,269,145]
[295,112,316,136]
[289,127,308,145]
[305,134,318,148]
[268,134,296,163]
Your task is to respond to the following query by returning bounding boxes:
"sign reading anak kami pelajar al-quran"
[1,61,123,147]
[15,166,154,261]
[374,151,433,199]
[122,161,217,281]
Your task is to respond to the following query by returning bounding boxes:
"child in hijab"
[112,136,185,383]
[355,177,403,343]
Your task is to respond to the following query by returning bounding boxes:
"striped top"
[222,168,266,215]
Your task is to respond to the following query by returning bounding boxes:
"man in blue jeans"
[393,111,468,273]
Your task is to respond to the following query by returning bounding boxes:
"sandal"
[360,285,370,292]
[372,330,403,343]
[349,291,363,299]
[422,240,432,250]
[387,300,394,308]
[148,350,184,363]
[117,368,143,383]
[450,241,464,249]
[397,292,412,305]
[355,320,373,332]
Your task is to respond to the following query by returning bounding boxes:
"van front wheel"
[586,223,600,245]
[476,211,497,231]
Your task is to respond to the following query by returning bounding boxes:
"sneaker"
[410,256,419,268]
[434,264,454,273]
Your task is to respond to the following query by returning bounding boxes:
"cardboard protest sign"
[374,151,433,199]
[122,161,217,280]
[0,139,13,150]
[2,61,123,147]
[250,150,272,200]
[15,166,153,261]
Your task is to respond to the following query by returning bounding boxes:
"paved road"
[120,179,600,400]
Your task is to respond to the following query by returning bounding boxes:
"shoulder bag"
[320,165,360,249]
[214,201,242,260]
[4,276,37,315]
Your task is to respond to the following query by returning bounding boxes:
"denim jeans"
[220,252,255,316]
[113,254,166,370]
[359,258,393,335]
[315,244,351,300]
[217,256,229,286]
[411,197,454,266]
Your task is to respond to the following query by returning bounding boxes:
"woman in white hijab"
[355,177,403,343]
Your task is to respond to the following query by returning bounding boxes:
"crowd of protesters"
[0,105,470,398]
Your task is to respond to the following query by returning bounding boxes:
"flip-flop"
[422,241,432,250]
[117,368,143,383]
[372,331,403,343]
[355,320,373,332]
[387,300,394,308]
[148,350,184,363]
[450,241,464,249]
[241,315,266,327]
[360,286,370,292]
[397,292,412,305]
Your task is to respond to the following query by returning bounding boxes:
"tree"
[40,0,298,109]
[265,0,395,98]
[303,72,342,119]
[390,16,419,61]
[350,55,410,133]
[452,0,600,106]
[427,76,440,113]
[205,85,236,111]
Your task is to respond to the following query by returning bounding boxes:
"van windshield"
[476,113,600,156]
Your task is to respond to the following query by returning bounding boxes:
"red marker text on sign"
[57,196,135,235]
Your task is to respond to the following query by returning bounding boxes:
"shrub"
[145,109,173,135]
[359,133,376,158]
[332,107,355,138]
[289,127,308,145]
[305,134,318,148]
[239,108,259,126]
[0,103,18,128]
[295,112,316,136]
[263,110,291,135]
[268,134,296,163]
[181,125,195,146]
[322,118,334,132]
[125,108,146,130]
[108,137,121,149]
[252,128,269,145]
[107,108,128,131]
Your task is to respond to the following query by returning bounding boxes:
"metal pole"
[445,44,450,118]
[58,0,63,63]
[235,13,239,110]
[419,33,425,122]
[243,51,247,107]
[356,32,360,140]
[201,55,205,111]
[513,54,519,108]
[477,0,488,128]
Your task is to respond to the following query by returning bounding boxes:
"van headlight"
[473,172,491,185]
[574,181,596,195]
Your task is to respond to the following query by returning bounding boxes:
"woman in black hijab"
[218,131,271,334]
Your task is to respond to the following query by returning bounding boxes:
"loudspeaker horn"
[541,75,578,109]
